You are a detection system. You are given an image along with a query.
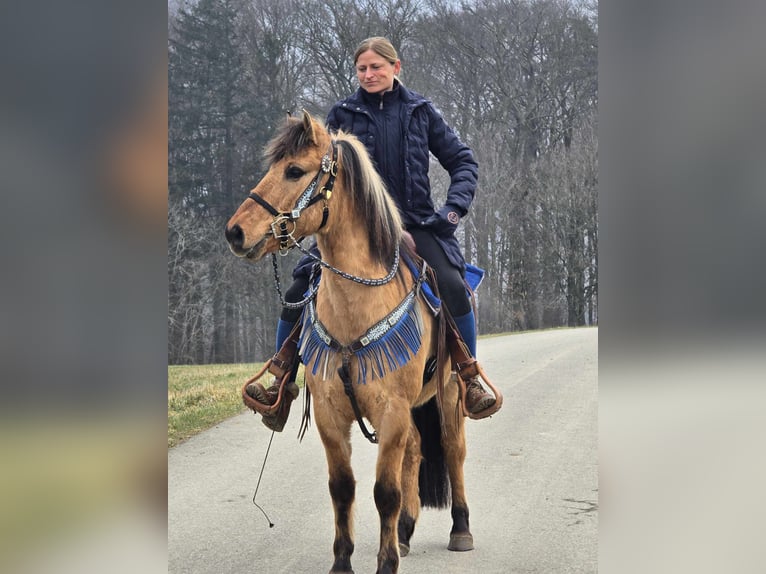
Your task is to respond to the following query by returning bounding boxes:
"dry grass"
[168,363,259,447]
[168,363,306,447]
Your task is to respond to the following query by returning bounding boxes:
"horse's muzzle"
[224,223,247,253]
[225,223,268,259]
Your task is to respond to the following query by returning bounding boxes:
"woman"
[249,37,495,431]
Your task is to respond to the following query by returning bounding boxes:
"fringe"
[356,301,423,384]
[298,292,424,385]
[298,306,340,381]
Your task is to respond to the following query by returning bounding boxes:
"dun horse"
[225,111,482,574]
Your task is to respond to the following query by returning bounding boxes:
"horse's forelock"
[263,117,318,166]
[336,134,403,266]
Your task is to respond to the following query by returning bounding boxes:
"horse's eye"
[285,165,306,180]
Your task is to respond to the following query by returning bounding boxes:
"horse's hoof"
[399,542,410,557]
[448,532,474,551]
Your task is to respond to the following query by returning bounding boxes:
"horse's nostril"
[225,223,244,249]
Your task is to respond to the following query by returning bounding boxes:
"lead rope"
[251,430,276,528]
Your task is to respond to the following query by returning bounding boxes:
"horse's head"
[225,110,335,260]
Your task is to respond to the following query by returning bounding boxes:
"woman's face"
[355,49,400,94]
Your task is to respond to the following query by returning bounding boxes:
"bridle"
[246,141,338,256]
[247,138,401,311]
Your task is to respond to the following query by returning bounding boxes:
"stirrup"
[455,359,503,420]
[242,320,303,415]
[241,359,296,416]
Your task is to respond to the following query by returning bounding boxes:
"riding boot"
[245,319,299,432]
[452,310,496,415]
[246,367,299,432]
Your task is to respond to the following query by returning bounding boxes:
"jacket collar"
[360,79,401,107]
[348,79,425,110]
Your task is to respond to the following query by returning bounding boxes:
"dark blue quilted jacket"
[293,81,478,279]
[327,82,479,269]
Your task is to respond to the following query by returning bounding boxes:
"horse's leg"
[372,398,411,574]
[397,420,421,557]
[443,375,474,551]
[315,412,356,574]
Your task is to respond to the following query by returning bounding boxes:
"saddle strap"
[338,353,378,444]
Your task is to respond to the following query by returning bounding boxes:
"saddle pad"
[403,257,485,315]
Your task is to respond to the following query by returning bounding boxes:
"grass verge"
[168,363,259,448]
[168,363,306,447]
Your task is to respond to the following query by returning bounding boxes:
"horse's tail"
[412,397,451,509]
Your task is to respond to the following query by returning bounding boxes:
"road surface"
[169,327,598,573]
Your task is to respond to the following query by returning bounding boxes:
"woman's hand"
[423,205,462,237]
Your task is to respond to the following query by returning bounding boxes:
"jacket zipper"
[380,98,387,175]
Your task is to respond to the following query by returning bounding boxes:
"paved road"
[169,328,598,574]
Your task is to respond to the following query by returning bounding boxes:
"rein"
[293,241,400,287]
[270,241,401,312]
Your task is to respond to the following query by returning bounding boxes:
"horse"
[225,111,475,574]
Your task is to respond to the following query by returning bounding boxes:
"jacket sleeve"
[426,104,478,217]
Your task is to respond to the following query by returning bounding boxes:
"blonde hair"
[353,36,399,66]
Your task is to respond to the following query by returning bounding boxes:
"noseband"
[247,141,338,255]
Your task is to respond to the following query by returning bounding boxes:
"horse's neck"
[315,230,407,343]
[317,227,380,282]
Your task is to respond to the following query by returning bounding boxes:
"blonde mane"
[333,130,403,266]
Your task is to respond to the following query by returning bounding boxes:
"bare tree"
[168,0,598,364]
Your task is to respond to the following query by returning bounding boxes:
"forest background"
[168,0,598,364]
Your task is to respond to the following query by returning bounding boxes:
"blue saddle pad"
[465,263,485,292]
[404,257,485,313]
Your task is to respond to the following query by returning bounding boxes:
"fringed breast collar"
[298,261,427,385]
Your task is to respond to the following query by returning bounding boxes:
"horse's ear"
[301,109,317,145]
